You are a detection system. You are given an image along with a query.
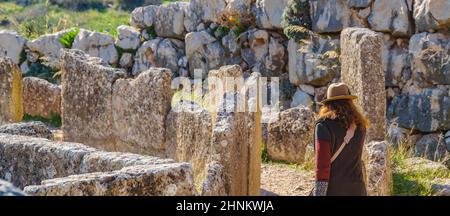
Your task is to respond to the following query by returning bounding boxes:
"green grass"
[23,113,62,128]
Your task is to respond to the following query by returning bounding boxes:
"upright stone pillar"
[341,28,392,196]
[0,57,23,126]
[341,28,386,142]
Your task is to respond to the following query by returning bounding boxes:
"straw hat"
[320,83,358,104]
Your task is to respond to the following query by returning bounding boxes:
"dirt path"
[261,163,314,196]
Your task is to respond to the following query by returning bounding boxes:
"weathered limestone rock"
[185,31,225,77]
[0,179,26,196]
[382,35,410,87]
[388,88,450,133]
[364,141,393,196]
[368,0,413,36]
[132,38,184,76]
[310,0,354,33]
[288,36,340,86]
[26,30,70,70]
[0,58,23,126]
[119,53,134,69]
[341,28,386,142]
[210,92,261,196]
[0,30,26,64]
[200,161,226,196]
[267,106,315,164]
[414,133,447,161]
[130,5,159,29]
[347,0,372,8]
[112,68,173,157]
[430,178,450,196]
[22,77,61,118]
[0,121,53,140]
[116,25,141,50]
[24,163,195,196]
[409,32,449,85]
[291,89,313,108]
[190,0,226,23]
[155,2,187,39]
[72,29,118,65]
[61,49,126,151]
[166,101,212,184]
[414,0,450,32]
[255,0,290,29]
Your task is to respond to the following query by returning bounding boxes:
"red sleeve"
[315,123,332,181]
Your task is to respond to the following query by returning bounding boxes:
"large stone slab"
[255,0,290,30]
[368,0,413,36]
[72,29,118,65]
[0,121,53,140]
[310,0,353,33]
[267,106,315,164]
[61,49,126,151]
[414,0,450,32]
[0,57,23,126]
[341,28,386,142]
[112,68,173,157]
[22,77,61,118]
[24,163,195,196]
[155,2,187,39]
[0,30,26,65]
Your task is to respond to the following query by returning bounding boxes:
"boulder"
[0,179,26,196]
[430,178,450,196]
[0,121,53,140]
[190,0,226,23]
[368,0,413,36]
[291,89,313,108]
[72,29,118,65]
[414,133,447,162]
[26,30,70,70]
[255,0,290,29]
[382,35,410,87]
[165,101,212,184]
[387,88,450,133]
[0,57,23,126]
[155,2,187,39]
[267,106,315,164]
[309,0,354,33]
[116,25,141,50]
[341,28,386,142]
[414,0,450,32]
[130,5,159,29]
[288,36,340,86]
[364,141,393,196]
[61,49,126,151]
[119,53,134,69]
[0,30,26,64]
[112,68,173,157]
[132,38,184,76]
[22,77,61,118]
[185,31,225,77]
[409,32,449,85]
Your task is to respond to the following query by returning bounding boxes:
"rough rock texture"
[24,163,195,196]
[364,141,393,196]
[310,0,358,33]
[26,30,70,70]
[341,28,386,142]
[0,133,194,196]
[131,5,159,29]
[155,2,187,39]
[267,106,315,164]
[414,133,447,161]
[409,32,449,85]
[368,0,413,36]
[255,0,290,29]
[414,0,450,32]
[61,49,126,151]
[166,101,212,184]
[190,0,226,23]
[132,38,184,76]
[185,31,225,77]
[116,25,141,50]
[0,121,53,139]
[112,68,173,157]
[403,157,449,173]
[200,161,226,196]
[388,88,450,133]
[0,57,23,126]
[0,179,26,196]
[0,30,27,64]
[22,77,61,118]
[288,36,340,86]
[210,92,261,196]
[382,35,410,87]
[430,178,450,196]
[291,89,313,108]
[72,29,118,65]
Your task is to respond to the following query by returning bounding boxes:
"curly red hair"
[317,100,370,129]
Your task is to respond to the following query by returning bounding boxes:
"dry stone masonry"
[0,57,23,126]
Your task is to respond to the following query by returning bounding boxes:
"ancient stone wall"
[0,57,23,126]
[0,133,195,196]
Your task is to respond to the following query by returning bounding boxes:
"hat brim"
[319,95,358,105]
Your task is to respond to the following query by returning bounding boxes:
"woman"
[313,83,369,196]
